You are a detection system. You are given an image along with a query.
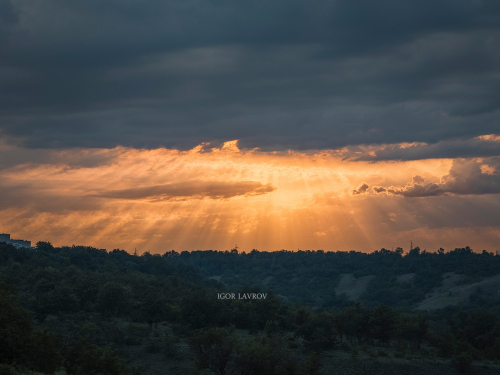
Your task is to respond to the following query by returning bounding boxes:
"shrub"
[64,340,128,375]
[377,350,388,357]
[340,343,351,352]
[144,338,162,354]
[0,282,61,373]
[351,348,359,359]
[0,364,21,375]
[188,327,236,375]
[163,338,179,358]
[453,353,473,374]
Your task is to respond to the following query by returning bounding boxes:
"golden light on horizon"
[1,140,499,253]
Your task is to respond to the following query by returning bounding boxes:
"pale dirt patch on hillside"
[262,275,274,288]
[416,272,500,310]
[397,273,415,283]
[335,273,375,301]
[321,348,500,375]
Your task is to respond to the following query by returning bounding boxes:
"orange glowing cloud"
[1,140,499,253]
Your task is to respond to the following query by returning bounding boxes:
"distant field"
[172,248,500,311]
[416,273,500,310]
[335,273,375,301]
[333,271,500,311]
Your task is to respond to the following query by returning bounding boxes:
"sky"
[0,0,499,253]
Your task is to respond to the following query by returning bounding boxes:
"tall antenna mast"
[410,240,413,251]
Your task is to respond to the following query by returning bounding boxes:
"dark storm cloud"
[0,0,17,48]
[352,183,369,195]
[1,1,500,151]
[0,0,17,24]
[381,158,500,197]
[90,181,276,201]
[0,145,124,170]
[343,136,500,161]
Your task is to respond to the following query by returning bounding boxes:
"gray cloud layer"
[90,181,276,201]
[343,137,500,161]
[1,1,500,151]
[0,179,276,215]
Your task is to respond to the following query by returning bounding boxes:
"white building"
[0,233,31,248]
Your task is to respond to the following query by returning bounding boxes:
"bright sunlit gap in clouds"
[1,139,500,253]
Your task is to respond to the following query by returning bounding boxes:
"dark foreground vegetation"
[1,242,500,374]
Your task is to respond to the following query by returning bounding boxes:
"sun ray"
[0,142,499,252]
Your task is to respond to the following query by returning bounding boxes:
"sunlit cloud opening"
[1,139,499,253]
